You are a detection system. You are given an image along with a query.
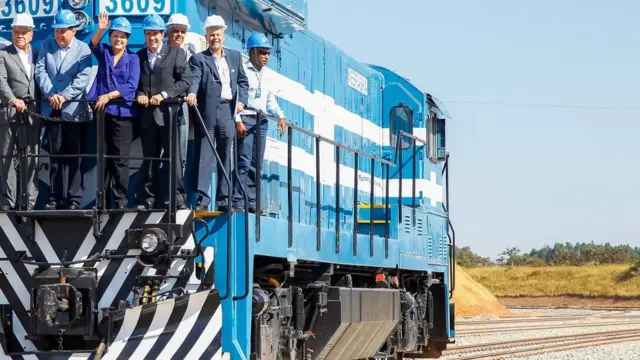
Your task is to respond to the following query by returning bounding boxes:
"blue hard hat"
[143,14,165,31]
[51,9,79,29]
[246,33,272,49]
[110,17,132,35]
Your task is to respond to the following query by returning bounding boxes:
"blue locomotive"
[0,0,455,359]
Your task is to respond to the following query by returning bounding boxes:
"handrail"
[245,107,395,259]
[442,152,456,298]
[246,107,395,167]
[189,105,236,301]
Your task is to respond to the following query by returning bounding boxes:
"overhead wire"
[442,100,640,111]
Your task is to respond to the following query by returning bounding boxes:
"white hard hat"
[12,13,35,28]
[203,15,226,31]
[167,13,190,30]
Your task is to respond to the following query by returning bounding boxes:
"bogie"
[250,258,450,359]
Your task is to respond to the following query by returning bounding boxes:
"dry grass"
[465,264,640,298]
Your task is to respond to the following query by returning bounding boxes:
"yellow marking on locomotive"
[194,211,224,218]
[358,204,390,208]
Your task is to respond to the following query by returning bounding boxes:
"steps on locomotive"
[193,210,224,218]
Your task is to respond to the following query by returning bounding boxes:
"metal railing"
[247,108,395,258]
[0,98,191,222]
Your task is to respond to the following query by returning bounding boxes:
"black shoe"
[249,207,267,216]
[136,201,153,210]
[177,203,187,210]
[68,202,80,210]
[45,201,57,210]
[193,204,208,211]
[114,202,126,210]
[217,206,229,213]
[0,205,10,212]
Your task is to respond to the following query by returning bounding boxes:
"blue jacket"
[187,47,248,129]
[35,37,93,122]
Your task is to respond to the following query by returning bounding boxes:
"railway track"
[443,331,640,359]
[455,321,640,336]
[456,316,589,325]
[457,314,640,326]
[444,329,640,357]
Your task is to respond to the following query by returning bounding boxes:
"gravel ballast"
[441,309,640,359]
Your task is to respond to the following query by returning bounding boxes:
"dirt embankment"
[452,267,511,317]
[465,264,640,309]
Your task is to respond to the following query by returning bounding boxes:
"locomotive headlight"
[73,11,89,31]
[68,0,88,9]
[140,228,167,254]
[141,234,158,253]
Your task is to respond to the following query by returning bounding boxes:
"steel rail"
[450,333,640,360]
[445,328,640,355]
[456,320,640,336]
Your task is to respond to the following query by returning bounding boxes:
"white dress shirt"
[146,43,168,99]
[59,38,74,62]
[16,46,33,79]
[213,50,232,101]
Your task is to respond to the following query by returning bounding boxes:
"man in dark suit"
[0,14,40,211]
[186,15,248,212]
[136,14,191,210]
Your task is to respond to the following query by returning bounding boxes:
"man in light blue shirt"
[233,32,286,213]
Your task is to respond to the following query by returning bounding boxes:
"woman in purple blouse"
[87,12,140,209]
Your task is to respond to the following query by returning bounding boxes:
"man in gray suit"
[0,14,40,211]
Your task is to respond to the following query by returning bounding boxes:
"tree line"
[455,242,640,268]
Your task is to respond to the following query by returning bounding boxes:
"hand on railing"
[94,95,110,110]
[8,98,27,112]
[236,121,247,139]
[184,94,197,106]
[48,94,66,110]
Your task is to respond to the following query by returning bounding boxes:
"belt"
[220,99,231,104]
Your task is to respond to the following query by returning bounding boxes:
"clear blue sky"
[307,0,640,259]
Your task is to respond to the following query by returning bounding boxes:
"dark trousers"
[194,102,234,209]
[138,117,186,208]
[48,121,88,206]
[233,115,268,210]
[0,119,40,210]
[104,113,132,207]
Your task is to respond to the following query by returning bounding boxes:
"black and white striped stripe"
[0,209,216,357]
[102,289,222,360]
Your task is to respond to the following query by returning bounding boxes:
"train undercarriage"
[250,256,452,360]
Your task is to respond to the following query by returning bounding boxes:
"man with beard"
[186,15,248,212]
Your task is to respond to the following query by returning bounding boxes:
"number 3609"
[101,0,169,15]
